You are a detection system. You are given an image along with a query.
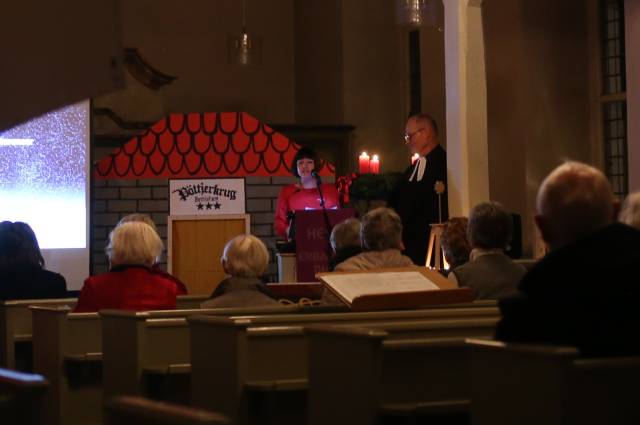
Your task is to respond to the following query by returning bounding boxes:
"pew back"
[104,396,230,425]
[0,298,76,370]
[0,367,48,425]
[469,339,640,425]
[31,306,102,425]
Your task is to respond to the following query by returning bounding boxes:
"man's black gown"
[388,145,448,265]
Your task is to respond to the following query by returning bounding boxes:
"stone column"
[443,0,489,216]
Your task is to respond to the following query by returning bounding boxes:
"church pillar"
[443,0,489,216]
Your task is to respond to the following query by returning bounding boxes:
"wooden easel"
[425,223,446,269]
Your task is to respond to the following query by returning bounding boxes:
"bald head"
[535,161,614,251]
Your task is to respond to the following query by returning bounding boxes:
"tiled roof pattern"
[94,112,335,179]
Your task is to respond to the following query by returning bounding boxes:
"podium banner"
[295,208,356,282]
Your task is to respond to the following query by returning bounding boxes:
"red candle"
[358,152,370,174]
[411,153,419,164]
[370,154,380,174]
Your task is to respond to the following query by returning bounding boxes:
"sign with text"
[295,208,356,282]
[169,178,245,215]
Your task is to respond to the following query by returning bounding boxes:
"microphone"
[311,170,322,184]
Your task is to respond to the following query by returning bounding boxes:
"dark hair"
[468,202,513,250]
[441,217,470,269]
[290,147,319,178]
[409,112,439,137]
[0,221,45,269]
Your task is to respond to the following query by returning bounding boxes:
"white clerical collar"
[409,156,427,182]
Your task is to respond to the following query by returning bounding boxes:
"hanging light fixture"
[228,0,262,65]
[396,0,437,27]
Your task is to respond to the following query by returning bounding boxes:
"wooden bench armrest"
[13,334,32,342]
[245,379,308,392]
[143,363,191,375]
[380,399,470,415]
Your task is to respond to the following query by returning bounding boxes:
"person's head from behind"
[221,234,269,279]
[330,218,361,253]
[536,161,614,251]
[404,113,439,156]
[468,202,513,251]
[117,213,158,233]
[106,222,163,268]
[441,217,470,269]
[0,221,20,269]
[619,192,640,230]
[0,221,46,269]
[361,207,403,251]
[291,147,319,179]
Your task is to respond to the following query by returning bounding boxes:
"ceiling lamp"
[396,0,437,27]
[228,0,262,66]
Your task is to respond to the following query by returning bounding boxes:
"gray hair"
[330,218,361,252]
[361,207,403,251]
[221,234,269,278]
[619,192,640,230]
[537,161,613,249]
[106,222,163,267]
[468,202,512,250]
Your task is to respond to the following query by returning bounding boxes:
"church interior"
[1,0,640,423]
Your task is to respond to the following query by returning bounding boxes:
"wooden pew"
[189,310,499,425]
[0,297,76,370]
[31,306,102,425]
[467,339,640,425]
[0,367,48,425]
[104,396,230,425]
[306,326,490,425]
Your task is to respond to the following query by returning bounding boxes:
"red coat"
[74,265,179,312]
[274,183,341,238]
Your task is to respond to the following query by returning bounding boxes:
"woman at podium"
[274,147,340,239]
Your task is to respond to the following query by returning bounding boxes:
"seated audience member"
[74,222,179,312]
[449,202,526,299]
[334,207,414,271]
[328,218,362,271]
[0,221,67,300]
[496,161,640,356]
[117,213,187,294]
[201,235,280,308]
[619,192,640,230]
[440,217,470,275]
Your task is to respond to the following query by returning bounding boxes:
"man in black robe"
[388,113,448,266]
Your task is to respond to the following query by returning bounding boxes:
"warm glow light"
[358,152,370,174]
[370,154,380,174]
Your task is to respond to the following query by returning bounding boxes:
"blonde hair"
[221,235,269,278]
[619,192,640,230]
[330,218,361,251]
[106,222,163,267]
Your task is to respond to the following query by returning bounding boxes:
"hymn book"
[317,267,474,311]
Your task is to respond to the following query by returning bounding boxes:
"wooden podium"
[168,214,250,295]
[294,208,356,282]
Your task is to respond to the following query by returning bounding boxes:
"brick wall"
[91,175,335,282]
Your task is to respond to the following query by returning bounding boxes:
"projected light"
[0,101,88,249]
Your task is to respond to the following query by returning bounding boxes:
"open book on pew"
[316,267,475,311]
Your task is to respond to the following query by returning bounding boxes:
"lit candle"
[358,152,370,174]
[370,154,380,174]
[411,153,419,164]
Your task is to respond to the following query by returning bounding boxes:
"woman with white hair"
[201,234,280,308]
[74,222,180,312]
[619,192,640,230]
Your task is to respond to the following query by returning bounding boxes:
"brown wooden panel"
[171,218,247,295]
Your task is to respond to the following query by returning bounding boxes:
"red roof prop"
[94,112,335,180]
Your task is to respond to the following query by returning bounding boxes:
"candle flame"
[372,154,379,160]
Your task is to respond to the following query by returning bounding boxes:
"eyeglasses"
[404,128,425,143]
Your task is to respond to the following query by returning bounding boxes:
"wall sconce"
[228,0,262,66]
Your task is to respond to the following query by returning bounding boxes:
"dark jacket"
[388,144,448,265]
[496,223,640,356]
[0,266,67,300]
[202,277,280,308]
